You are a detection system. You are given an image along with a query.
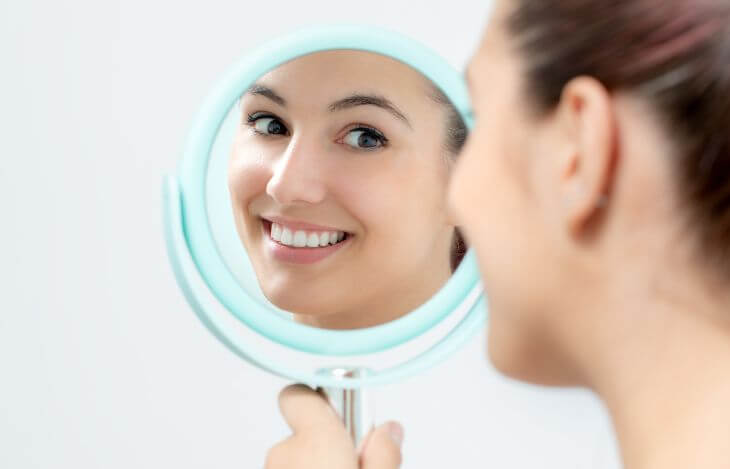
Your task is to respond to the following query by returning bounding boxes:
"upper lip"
[260,215,351,233]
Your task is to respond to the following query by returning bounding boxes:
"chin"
[486,327,537,382]
[485,313,574,387]
[261,284,331,316]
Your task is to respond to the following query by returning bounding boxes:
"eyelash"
[244,112,389,150]
[343,124,389,151]
[245,112,289,136]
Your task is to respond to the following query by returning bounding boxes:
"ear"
[555,76,617,236]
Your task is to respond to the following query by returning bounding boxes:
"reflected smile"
[259,218,353,265]
[270,222,347,248]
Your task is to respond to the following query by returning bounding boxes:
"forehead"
[255,50,431,102]
[466,1,512,86]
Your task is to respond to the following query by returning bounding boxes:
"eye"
[247,113,288,136]
[342,127,387,150]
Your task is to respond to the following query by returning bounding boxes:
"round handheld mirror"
[162,24,486,444]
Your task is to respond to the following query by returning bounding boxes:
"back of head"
[508,0,730,277]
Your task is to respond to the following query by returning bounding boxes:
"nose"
[265,136,327,205]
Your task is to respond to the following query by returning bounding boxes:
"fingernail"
[387,422,404,448]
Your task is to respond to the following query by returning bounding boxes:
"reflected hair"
[429,84,469,272]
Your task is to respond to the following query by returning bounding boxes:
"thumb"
[278,384,342,434]
[359,421,403,469]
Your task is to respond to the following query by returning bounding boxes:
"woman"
[265,0,730,467]
[229,50,466,330]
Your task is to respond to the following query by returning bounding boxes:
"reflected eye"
[342,127,387,150]
[247,113,288,136]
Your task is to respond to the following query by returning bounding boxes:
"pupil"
[268,120,283,134]
[358,132,378,148]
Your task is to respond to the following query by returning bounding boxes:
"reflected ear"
[555,76,617,236]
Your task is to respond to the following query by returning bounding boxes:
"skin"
[265,1,730,467]
[265,385,403,469]
[451,1,730,467]
[229,50,456,330]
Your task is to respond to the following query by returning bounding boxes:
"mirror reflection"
[226,50,467,330]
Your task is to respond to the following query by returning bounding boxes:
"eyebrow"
[245,83,286,107]
[244,84,411,128]
[328,94,411,128]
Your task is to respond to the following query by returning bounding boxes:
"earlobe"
[556,76,617,236]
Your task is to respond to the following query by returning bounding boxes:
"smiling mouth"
[261,219,352,248]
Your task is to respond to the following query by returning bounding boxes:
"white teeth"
[293,230,307,247]
[280,227,293,245]
[268,221,348,248]
[306,232,320,247]
[271,223,282,242]
[319,232,330,246]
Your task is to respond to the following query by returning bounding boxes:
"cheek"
[331,169,390,240]
[450,113,536,309]
[450,119,510,244]
[333,153,446,261]
[452,112,564,377]
[227,141,271,206]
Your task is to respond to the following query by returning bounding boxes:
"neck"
[572,266,730,469]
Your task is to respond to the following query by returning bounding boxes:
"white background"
[0,0,622,467]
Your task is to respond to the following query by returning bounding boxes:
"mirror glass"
[206,50,468,330]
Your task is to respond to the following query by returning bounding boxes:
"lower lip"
[260,220,352,265]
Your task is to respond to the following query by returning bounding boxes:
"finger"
[278,384,341,434]
[264,438,291,469]
[360,421,403,469]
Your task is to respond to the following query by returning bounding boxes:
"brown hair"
[507,0,730,275]
[430,85,469,271]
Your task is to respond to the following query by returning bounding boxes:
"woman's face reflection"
[228,51,459,329]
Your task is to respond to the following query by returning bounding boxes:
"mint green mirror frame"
[162,24,487,388]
